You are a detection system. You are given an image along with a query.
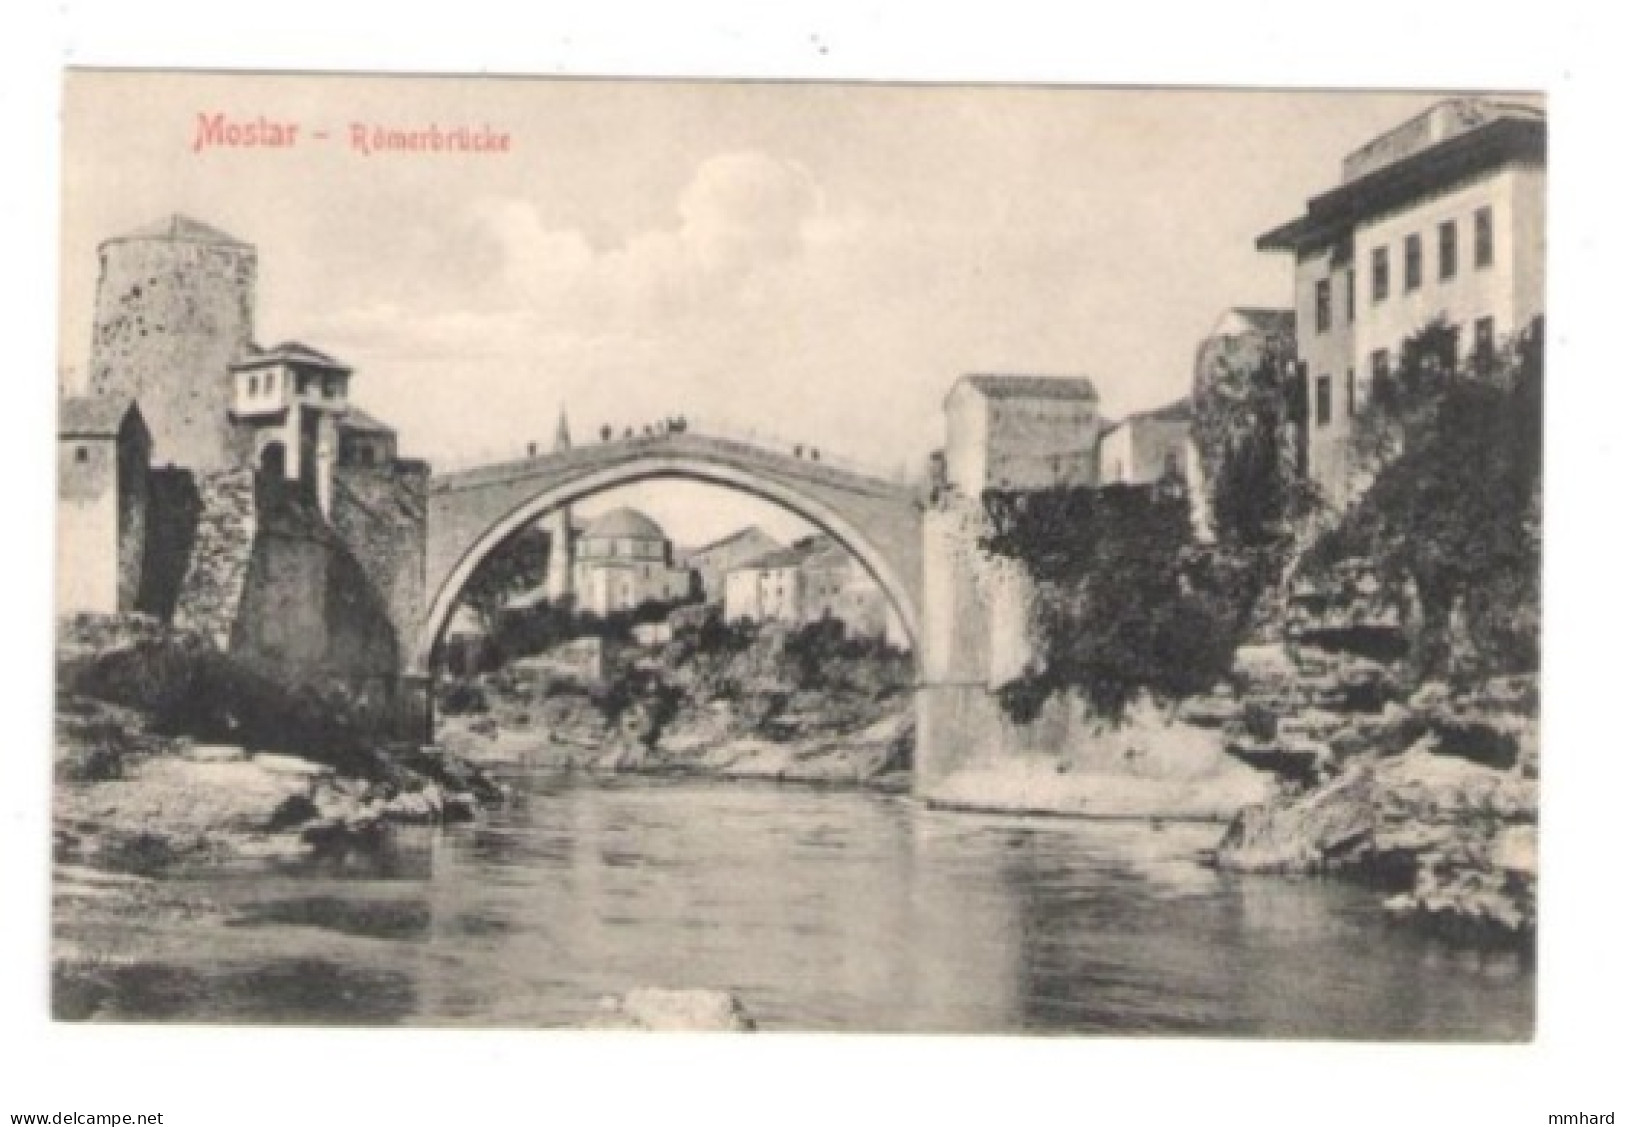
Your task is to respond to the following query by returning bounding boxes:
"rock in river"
[588,987,756,1031]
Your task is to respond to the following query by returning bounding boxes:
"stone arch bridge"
[415,431,926,676]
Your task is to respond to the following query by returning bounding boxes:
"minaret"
[543,407,574,603]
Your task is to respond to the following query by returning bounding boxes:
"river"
[68,769,1534,1037]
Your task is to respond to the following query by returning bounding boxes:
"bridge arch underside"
[414,456,924,675]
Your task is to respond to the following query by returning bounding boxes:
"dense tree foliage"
[458,524,549,643]
[1190,329,1313,549]
[981,481,1249,721]
[1305,317,1543,676]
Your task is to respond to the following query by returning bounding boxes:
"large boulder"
[587,988,756,1032]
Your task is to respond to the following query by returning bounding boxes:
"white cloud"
[467,150,822,331]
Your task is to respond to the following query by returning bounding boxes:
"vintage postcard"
[53,71,1542,1036]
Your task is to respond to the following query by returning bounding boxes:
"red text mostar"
[191,112,301,153]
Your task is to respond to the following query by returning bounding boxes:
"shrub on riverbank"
[980,481,1269,722]
[59,615,434,780]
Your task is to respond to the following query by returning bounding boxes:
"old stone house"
[57,398,151,615]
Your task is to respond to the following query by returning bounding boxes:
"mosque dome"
[581,507,666,543]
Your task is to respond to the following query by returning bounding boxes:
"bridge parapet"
[431,431,917,502]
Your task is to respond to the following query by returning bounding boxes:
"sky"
[57,74,1494,543]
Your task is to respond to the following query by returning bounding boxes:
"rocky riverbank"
[54,615,507,1020]
[56,692,504,876]
[440,691,915,789]
[436,619,917,789]
[1204,644,1539,950]
[922,695,1277,822]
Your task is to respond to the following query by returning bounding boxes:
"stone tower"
[88,215,258,471]
[543,407,574,603]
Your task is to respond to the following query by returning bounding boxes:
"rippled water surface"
[72,770,1534,1037]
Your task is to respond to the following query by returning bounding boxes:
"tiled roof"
[957,374,1098,401]
[689,525,777,559]
[735,544,815,571]
[104,214,252,249]
[59,396,140,438]
[1258,114,1545,253]
[339,406,396,435]
[231,341,352,372]
[1100,398,1192,437]
[1218,307,1296,336]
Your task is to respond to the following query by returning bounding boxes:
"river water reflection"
[107,770,1533,1037]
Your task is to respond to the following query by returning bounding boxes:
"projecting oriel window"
[1404,234,1423,292]
[1475,207,1495,268]
[1372,246,1390,303]
[1439,220,1458,281]
[1315,279,1332,333]
[1315,375,1333,427]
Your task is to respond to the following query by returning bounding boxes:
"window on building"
[265,371,276,394]
[1372,348,1391,388]
[75,445,88,463]
[1404,233,1422,291]
[1475,206,1494,268]
[248,374,259,396]
[1439,220,1458,281]
[1372,246,1390,303]
[1474,316,1496,374]
[297,374,311,396]
[1315,375,1333,428]
[1346,269,1356,323]
[1346,369,1356,419]
[1315,278,1332,333]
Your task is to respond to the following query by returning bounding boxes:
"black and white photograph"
[47,71,1546,1040]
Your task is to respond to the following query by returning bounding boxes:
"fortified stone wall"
[330,462,429,661]
[172,468,258,649]
[88,235,257,471]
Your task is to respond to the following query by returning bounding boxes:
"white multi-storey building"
[1257,98,1545,506]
